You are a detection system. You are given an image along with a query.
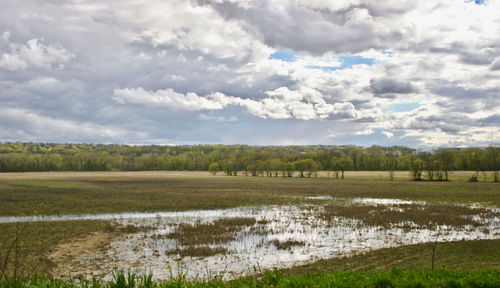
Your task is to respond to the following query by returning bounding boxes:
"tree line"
[0,142,498,181]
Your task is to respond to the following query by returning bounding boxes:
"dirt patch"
[48,231,118,278]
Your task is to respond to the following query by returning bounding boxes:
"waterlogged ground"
[2,198,500,280]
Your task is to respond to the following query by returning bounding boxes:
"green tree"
[46,153,63,171]
[208,162,219,175]
[293,160,307,178]
[483,146,500,182]
[384,151,397,181]
[410,159,425,181]
[285,162,295,177]
[434,149,455,181]
[335,157,353,179]
[304,159,318,178]
[222,160,234,176]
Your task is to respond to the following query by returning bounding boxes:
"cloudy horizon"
[1,0,499,148]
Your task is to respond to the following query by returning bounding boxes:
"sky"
[0,0,499,148]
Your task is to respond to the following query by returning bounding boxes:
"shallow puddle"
[2,199,500,280]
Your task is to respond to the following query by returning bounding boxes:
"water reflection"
[25,199,498,280]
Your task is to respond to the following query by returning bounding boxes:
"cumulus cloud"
[197,0,415,55]
[113,86,360,121]
[0,37,73,71]
[113,88,233,111]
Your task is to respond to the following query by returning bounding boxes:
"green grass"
[287,239,500,274]
[1,174,499,216]
[0,221,112,276]
[0,179,84,189]
[1,269,499,288]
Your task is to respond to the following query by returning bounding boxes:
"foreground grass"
[288,239,500,274]
[0,221,112,276]
[1,173,499,216]
[1,269,499,288]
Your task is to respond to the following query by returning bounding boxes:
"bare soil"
[49,231,118,278]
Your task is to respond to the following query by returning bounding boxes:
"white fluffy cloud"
[113,86,361,121]
[0,37,73,71]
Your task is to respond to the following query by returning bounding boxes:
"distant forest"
[0,142,498,181]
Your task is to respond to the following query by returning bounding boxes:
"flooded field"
[4,197,499,280]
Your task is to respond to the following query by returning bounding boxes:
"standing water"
[2,198,499,280]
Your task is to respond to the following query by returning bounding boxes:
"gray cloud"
[369,78,416,95]
[424,41,500,67]
[197,0,410,55]
[491,58,500,70]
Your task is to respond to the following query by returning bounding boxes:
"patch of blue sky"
[382,50,393,57]
[475,0,485,4]
[269,50,374,71]
[387,102,421,113]
[269,49,307,62]
[309,55,375,71]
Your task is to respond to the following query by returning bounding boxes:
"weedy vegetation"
[166,218,257,246]
[320,202,500,229]
[1,173,499,217]
[269,239,306,251]
[0,269,499,288]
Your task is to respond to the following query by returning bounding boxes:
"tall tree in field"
[294,159,307,178]
[384,151,397,180]
[285,162,295,177]
[208,162,219,175]
[484,146,500,182]
[222,160,234,176]
[304,159,319,178]
[410,159,425,181]
[335,156,353,179]
[434,149,455,181]
[270,159,283,177]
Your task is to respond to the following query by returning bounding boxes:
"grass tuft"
[167,217,256,246]
[2,269,499,288]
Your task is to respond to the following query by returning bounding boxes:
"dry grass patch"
[2,174,500,217]
[167,217,256,246]
[321,203,499,229]
[165,246,228,258]
[270,239,306,251]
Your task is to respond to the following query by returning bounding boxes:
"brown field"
[0,170,485,179]
[0,171,214,180]
[1,171,499,278]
